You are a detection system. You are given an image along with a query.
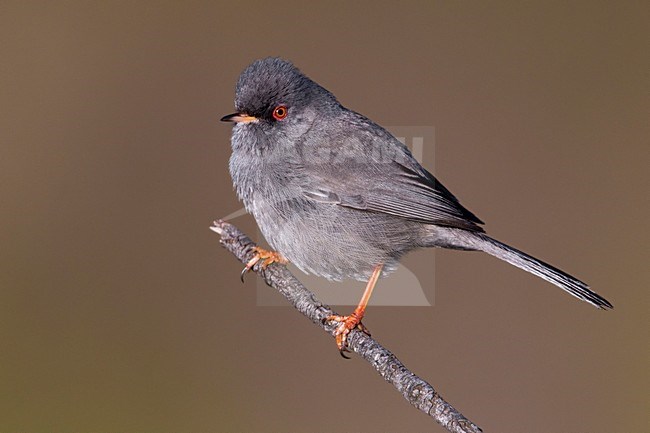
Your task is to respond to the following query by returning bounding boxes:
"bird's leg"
[327,264,383,358]
[241,247,288,282]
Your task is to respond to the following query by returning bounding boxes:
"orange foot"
[240,247,287,282]
[326,311,371,358]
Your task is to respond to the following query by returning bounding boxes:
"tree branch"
[211,220,482,433]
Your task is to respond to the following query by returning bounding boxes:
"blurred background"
[1,2,648,432]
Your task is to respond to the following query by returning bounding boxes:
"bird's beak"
[220,112,258,123]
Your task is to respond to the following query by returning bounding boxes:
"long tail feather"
[435,227,613,309]
[476,233,612,309]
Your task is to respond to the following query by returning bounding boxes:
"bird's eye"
[272,105,288,120]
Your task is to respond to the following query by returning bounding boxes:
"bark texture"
[211,220,482,433]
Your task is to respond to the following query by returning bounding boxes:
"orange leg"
[327,264,384,357]
[241,246,288,282]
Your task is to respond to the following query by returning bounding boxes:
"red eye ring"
[272,105,288,120]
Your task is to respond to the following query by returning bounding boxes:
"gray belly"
[249,194,421,281]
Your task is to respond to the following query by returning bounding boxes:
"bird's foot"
[240,247,287,282]
[326,311,371,358]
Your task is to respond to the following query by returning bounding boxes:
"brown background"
[1,2,648,432]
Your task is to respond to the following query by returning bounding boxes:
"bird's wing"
[300,157,485,233]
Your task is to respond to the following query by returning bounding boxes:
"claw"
[326,312,369,356]
[240,254,261,282]
[356,322,371,337]
[240,266,249,283]
[239,247,287,282]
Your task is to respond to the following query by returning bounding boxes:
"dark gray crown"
[234,57,337,119]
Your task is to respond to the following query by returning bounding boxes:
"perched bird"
[221,57,612,356]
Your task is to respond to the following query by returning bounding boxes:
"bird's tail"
[434,228,613,309]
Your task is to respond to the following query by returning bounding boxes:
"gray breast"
[229,137,420,282]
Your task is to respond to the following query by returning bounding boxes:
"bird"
[221,57,612,356]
